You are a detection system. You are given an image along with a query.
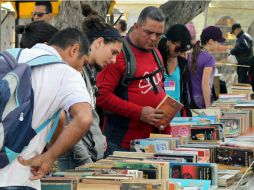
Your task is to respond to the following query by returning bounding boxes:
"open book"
[155,95,183,130]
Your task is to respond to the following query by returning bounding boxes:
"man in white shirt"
[0,28,93,190]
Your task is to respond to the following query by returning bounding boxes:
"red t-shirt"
[96,43,166,149]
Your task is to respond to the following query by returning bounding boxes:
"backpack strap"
[1,49,23,69]
[6,48,63,67]
[152,49,165,75]
[25,55,63,67]
[121,39,136,87]
[121,40,164,93]
[5,48,23,61]
[35,109,62,143]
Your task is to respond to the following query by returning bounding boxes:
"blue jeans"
[104,141,129,158]
[0,187,36,190]
[58,140,93,170]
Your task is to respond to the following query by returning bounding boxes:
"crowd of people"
[0,1,253,190]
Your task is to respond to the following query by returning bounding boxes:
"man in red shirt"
[96,6,167,155]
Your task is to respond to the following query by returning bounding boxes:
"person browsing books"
[188,26,225,108]
[96,6,167,155]
[158,24,192,117]
[0,28,93,190]
[57,15,123,170]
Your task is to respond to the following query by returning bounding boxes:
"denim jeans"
[0,187,36,190]
[58,140,93,170]
[104,141,129,158]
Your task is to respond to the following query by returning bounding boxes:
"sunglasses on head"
[32,12,49,17]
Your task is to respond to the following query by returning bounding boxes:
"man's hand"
[18,152,54,180]
[140,106,165,127]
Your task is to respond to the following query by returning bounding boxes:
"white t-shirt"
[0,44,91,189]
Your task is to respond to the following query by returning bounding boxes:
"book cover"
[170,116,216,126]
[191,108,221,120]
[215,147,254,167]
[169,163,217,186]
[169,178,211,190]
[220,118,240,137]
[190,124,224,142]
[130,139,170,153]
[174,147,210,163]
[171,125,191,137]
[155,95,183,130]
[121,179,168,190]
[41,177,78,190]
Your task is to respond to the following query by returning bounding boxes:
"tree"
[248,20,254,38]
[55,0,210,31]
[160,0,211,30]
[54,1,111,30]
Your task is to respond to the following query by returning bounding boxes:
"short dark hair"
[118,19,127,32]
[16,21,58,48]
[82,15,122,44]
[35,1,52,13]
[137,6,165,25]
[165,24,191,48]
[48,28,90,57]
[158,24,191,64]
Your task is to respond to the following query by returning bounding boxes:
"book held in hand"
[155,95,183,130]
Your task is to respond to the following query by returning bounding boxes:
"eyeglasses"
[32,12,49,17]
[142,28,163,38]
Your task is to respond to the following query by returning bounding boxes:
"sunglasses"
[172,42,192,53]
[32,12,49,17]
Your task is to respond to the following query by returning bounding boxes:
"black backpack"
[120,39,165,93]
[97,40,165,129]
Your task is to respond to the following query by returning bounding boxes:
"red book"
[155,95,183,130]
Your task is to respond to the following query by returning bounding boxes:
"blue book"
[171,116,216,125]
[169,178,211,190]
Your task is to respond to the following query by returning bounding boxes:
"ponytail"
[190,40,201,74]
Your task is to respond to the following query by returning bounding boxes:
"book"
[169,178,211,190]
[169,162,217,186]
[174,147,210,163]
[121,179,168,190]
[215,146,254,167]
[78,179,121,190]
[217,170,241,187]
[170,116,216,126]
[155,95,183,130]
[190,124,224,143]
[191,108,221,120]
[171,125,191,137]
[130,138,170,153]
[220,118,240,137]
[41,177,78,190]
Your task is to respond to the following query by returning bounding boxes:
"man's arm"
[96,57,164,125]
[96,57,143,121]
[18,102,93,180]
